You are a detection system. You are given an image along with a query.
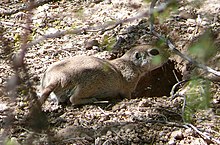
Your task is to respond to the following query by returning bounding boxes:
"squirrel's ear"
[131,51,144,66]
[134,51,141,60]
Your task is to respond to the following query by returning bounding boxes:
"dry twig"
[149,0,220,77]
[185,123,220,144]
[15,0,174,53]
[0,0,57,16]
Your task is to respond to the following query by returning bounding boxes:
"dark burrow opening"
[132,60,182,98]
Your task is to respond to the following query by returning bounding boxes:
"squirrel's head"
[123,44,169,72]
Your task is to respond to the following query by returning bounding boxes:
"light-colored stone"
[171,130,184,140]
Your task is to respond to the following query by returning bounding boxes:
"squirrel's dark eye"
[149,48,159,56]
[135,52,141,59]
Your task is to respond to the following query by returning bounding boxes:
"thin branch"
[97,106,109,115]
[13,0,174,52]
[152,21,220,77]
[149,0,158,32]
[166,39,220,76]
[181,94,187,123]
[172,70,180,82]
[8,0,45,111]
[170,80,188,99]
[0,0,58,16]
[186,123,220,144]
[149,0,220,77]
[1,21,32,32]
[142,119,185,128]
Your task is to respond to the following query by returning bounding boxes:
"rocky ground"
[0,0,220,144]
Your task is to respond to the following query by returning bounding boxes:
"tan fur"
[39,45,168,105]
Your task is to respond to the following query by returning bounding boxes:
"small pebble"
[171,130,183,140]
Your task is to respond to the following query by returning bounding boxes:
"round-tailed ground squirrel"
[39,44,168,106]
